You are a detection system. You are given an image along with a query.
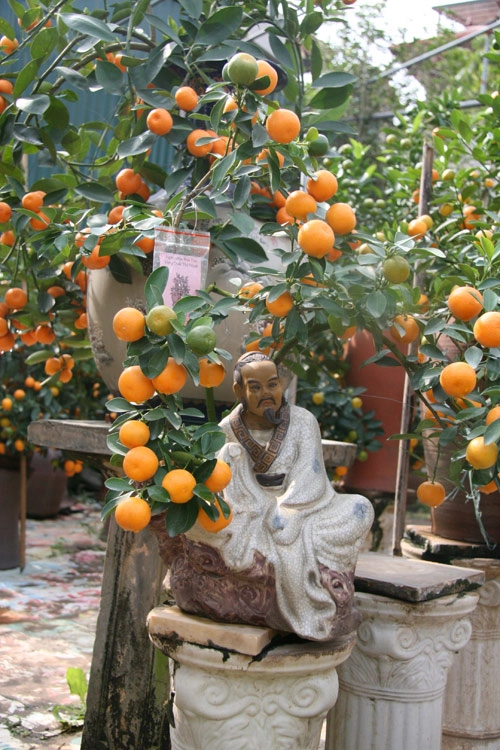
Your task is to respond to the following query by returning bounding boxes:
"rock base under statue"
[149,516,361,639]
[147,605,357,750]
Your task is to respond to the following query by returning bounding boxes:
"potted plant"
[0,344,109,528]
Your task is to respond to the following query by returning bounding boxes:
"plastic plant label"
[153,227,211,307]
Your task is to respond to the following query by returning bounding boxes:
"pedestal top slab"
[355,551,485,602]
[147,605,279,656]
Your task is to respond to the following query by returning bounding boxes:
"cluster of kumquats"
[104,268,234,535]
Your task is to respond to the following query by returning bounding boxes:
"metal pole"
[392,143,434,556]
[366,18,500,85]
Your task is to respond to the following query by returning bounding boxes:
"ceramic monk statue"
[155,352,374,641]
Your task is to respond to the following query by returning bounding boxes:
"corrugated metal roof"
[433,0,500,27]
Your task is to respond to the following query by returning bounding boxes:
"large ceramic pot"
[423,436,500,545]
[0,455,21,570]
[87,217,288,405]
[26,449,68,519]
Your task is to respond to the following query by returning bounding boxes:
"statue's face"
[236,360,283,421]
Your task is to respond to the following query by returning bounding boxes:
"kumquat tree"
[1,0,500,541]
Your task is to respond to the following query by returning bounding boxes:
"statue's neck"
[241,411,278,431]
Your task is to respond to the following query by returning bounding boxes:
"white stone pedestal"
[325,590,478,750]
[147,606,357,750]
[441,559,500,748]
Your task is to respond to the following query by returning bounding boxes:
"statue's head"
[233,352,283,425]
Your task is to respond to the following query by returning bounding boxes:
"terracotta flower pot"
[343,329,406,494]
[26,450,68,519]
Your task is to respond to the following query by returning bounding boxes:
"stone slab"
[147,605,278,656]
[355,551,485,602]
[404,524,500,563]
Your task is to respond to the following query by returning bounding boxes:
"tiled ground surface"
[0,500,105,750]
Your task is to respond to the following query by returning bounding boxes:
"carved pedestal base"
[442,559,500,745]
[148,608,357,750]
[326,591,478,750]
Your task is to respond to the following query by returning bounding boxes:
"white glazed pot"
[87,216,288,404]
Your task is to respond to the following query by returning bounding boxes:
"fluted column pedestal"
[326,590,478,750]
[441,559,500,749]
[147,605,356,750]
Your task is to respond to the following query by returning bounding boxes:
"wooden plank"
[81,519,171,750]
[355,551,485,602]
[28,419,111,455]
[404,524,500,563]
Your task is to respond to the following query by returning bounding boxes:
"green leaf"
[195,7,243,45]
[464,346,483,369]
[485,419,500,445]
[74,182,115,203]
[193,483,215,502]
[59,13,117,42]
[310,38,323,81]
[144,14,182,46]
[139,347,171,378]
[424,318,447,336]
[220,237,268,263]
[54,66,90,90]
[177,0,203,20]
[233,175,251,209]
[145,266,169,309]
[14,60,43,98]
[268,33,294,69]
[164,168,190,198]
[44,97,70,130]
[173,296,206,315]
[0,19,15,39]
[194,195,217,218]
[311,72,357,88]
[105,477,133,491]
[117,130,157,158]
[251,122,269,149]
[16,95,50,115]
[166,333,186,362]
[147,485,170,504]
[300,10,323,35]
[37,291,55,314]
[165,498,199,537]
[30,26,58,60]
[95,60,125,93]
[212,150,237,188]
[308,85,352,110]
[13,125,44,146]
[365,290,387,318]
[25,349,54,365]
[106,397,138,413]
[66,667,88,704]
